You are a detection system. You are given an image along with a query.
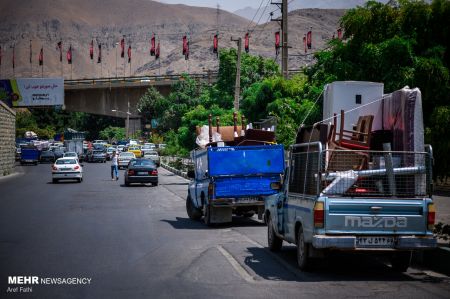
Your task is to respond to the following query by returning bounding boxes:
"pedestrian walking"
[111,151,119,180]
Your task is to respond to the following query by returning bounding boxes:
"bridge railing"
[64,72,218,87]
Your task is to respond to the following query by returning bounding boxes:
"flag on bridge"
[67,45,72,64]
[39,47,43,66]
[337,28,343,40]
[57,41,62,62]
[275,31,280,56]
[150,34,155,56]
[213,34,218,56]
[155,42,160,60]
[307,29,312,49]
[97,44,102,63]
[120,38,125,58]
[182,35,187,55]
[244,32,249,53]
[128,45,131,63]
[90,40,94,60]
[184,41,189,60]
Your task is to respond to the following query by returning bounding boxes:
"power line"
[245,0,265,33]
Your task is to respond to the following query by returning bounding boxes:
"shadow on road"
[244,246,416,282]
[161,216,265,230]
[161,182,189,186]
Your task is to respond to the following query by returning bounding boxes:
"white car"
[63,151,78,159]
[52,157,83,183]
[143,150,160,167]
[118,152,136,169]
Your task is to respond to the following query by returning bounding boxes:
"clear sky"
[156,0,268,12]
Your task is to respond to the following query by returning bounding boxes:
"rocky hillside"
[0,0,345,79]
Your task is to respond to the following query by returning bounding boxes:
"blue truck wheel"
[267,217,282,251]
[186,195,202,221]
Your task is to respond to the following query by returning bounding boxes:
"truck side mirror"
[187,169,195,179]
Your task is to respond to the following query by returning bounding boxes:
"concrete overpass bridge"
[63,71,217,135]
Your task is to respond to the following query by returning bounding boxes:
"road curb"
[0,166,25,182]
[161,163,189,179]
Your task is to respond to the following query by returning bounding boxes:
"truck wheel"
[296,228,311,271]
[204,204,213,226]
[52,179,58,184]
[186,194,202,221]
[390,251,411,272]
[267,216,282,251]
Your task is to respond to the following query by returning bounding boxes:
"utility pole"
[271,0,289,79]
[231,37,242,111]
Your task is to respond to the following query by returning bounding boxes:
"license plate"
[137,171,148,175]
[62,168,70,171]
[356,236,395,247]
[237,197,260,203]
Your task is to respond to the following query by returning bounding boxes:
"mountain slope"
[0,0,344,79]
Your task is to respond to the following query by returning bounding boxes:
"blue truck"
[187,144,285,225]
[265,86,437,272]
[20,145,40,165]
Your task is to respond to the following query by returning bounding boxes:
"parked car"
[52,157,83,183]
[87,150,106,163]
[124,158,158,186]
[118,152,136,169]
[143,150,160,167]
[128,146,142,158]
[40,150,56,163]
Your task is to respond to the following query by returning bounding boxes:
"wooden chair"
[326,112,370,172]
[336,110,374,150]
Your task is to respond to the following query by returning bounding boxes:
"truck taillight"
[208,183,214,198]
[314,201,324,228]
[427,202,435,231]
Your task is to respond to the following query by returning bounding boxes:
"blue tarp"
[208,145,284,176]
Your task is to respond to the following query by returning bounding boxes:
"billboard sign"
[0,78,64,107]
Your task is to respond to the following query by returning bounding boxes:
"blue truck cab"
[187,144,285,225]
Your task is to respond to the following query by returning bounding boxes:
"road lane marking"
[216,245,255,283]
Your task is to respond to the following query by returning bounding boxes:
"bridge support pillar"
[127,117,142,138]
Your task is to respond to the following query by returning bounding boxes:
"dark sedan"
[87,150,106,163]
[124,158,158,187]
[40,150,56,163]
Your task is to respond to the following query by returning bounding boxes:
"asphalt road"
[1,162,449,298]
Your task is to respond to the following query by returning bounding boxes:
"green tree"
[99,126,126,142]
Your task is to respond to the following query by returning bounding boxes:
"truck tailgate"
[214,176,280,198]
[325,198,427,235]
